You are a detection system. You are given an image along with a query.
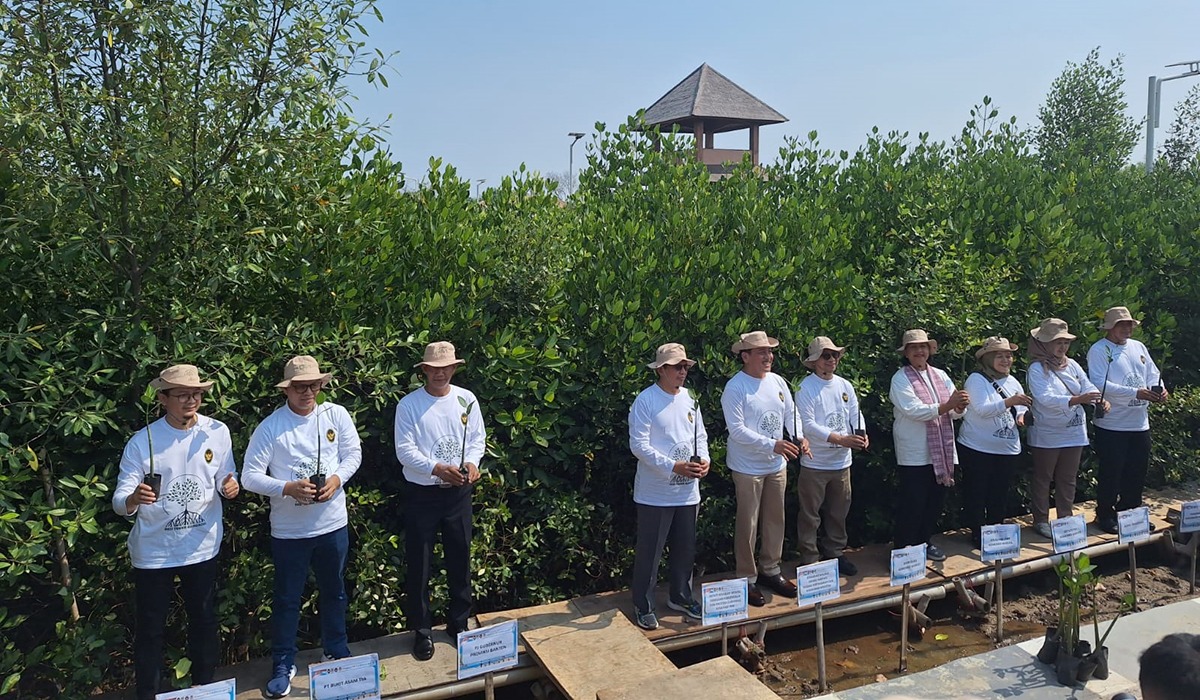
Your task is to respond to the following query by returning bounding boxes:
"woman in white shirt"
[889,329,970,562]
[958,337,1032,549]
[1025,318,1108,538]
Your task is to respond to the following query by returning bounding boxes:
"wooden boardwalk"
[100,489,1190,698]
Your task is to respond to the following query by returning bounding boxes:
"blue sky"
[347,1,1200,190]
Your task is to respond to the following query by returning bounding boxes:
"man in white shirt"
[628,343,710,630]
[1088,306,1168,534]
[243,356,363,698]
[796,337,868,577]
[394,341,485,661]
[113,364,239,700]
[721,330,809,606]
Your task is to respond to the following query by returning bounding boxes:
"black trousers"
[133,556,219,700]
[404,483,473,636]
[893,465,947,548]
[1094,427,1152,522]
[959,444,1017,535]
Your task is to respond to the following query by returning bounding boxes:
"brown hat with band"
[731,330,779,354]
[416,341,465,368]
[974,336,1018,359]
[896,329,939,354]
[803,336,846,368]
[150,364,214,391]
[275,355,332,388]
[647,343,696,369]
[1101,306,1141,330]
[1030,318,1076,343]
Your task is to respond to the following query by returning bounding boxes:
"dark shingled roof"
[643,63,787,134]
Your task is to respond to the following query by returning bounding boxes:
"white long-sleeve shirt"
[1026,359,1096,449]
[1087,338,1161,433]
[721,370,800,476]
[242,401,362,539]
[394,385,486,486]
[958,373,1027,455]
[797,374,864,471]
[112,415,237,569]
[628,384,710,506]
[889,365,961,467]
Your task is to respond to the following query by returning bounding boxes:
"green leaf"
[174,656,192,679]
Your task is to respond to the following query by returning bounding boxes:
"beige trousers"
[732,468,787,581]
[1030,446,1083,523]
[796,466,851,564]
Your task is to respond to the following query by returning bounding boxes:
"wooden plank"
[476,600,583,652]
[521,609,677,700]
[596,655,779,699]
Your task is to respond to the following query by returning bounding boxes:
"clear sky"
[346,1,1200,191]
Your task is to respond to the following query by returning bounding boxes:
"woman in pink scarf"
[888,329,970,562]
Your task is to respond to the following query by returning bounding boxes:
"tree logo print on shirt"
[825,411,847,435]
[1067,409,1084,427]
[669,441,693,485]
[759,411,783,438]
[992,410,1017,440]
[162,474,206,530]
[326,429,336,442]
[204,449,213,463]
[1122,372,1147,407]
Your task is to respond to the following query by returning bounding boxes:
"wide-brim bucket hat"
[896,329,939,354]
[731,330,779,354]
[1030,318,1076,343]
[803,336,846,368]
[647,342,697,369]
[1101,306,1141,330]
[275,355,332,388]
[975,336,1018,359]
[150,364,214,391]
[416,341,466,368]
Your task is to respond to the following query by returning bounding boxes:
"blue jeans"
[270,526,350,667]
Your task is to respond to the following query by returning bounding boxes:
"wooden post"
[693,121,705,162]
[994,560,1004,643]
[749,124,760,166]
[721,621,729,656]
[484,671,495,700]
[899,583,910,673]
[815,601,827,692]
[1190,531,1198,596]
[1129,542,1139,611]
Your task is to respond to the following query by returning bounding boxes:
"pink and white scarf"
[903,365,956,486]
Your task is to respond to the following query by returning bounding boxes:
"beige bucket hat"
[896,329,939,354]
[275,355,332,388]
[416,341,466,368]
[150,364,214,391]
[975,336,1018,359]
[731,330,780,354]
[803,336,846,368]
[647,343,696,369]
[1030,318,1076,343]
[1101,306,1141,330]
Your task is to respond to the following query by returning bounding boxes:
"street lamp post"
[567,132,585,195]
[1145,59,1200,173]
[475,179,485,198]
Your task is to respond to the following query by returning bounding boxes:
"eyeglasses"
[167,391,204,402]
[289,382,324,395]
[664,364,690,372]
[820,351,840,361]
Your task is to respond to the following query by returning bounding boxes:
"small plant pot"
[1035,627,1059,664]
[1091,646,1109,680]
[1074,641,1095,682]
[309,473,326,500]
[1056,646,1081,687]
[143,473,162,499]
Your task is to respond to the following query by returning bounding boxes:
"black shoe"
[1097,518,1119,535]
[759,573,797,598]
[412,633,434,662]
[927,544,947,562]
[837,555,858,577]
[748,584,766,607]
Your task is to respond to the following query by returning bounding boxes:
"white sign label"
[457,621,519,680]
[796,559,841,606]
[981,523,1021,562]
[702,578,749,627]
[1051,514,1088,553]
[155,679,235,700]
[1181,501,1200,534]
[1118,506,1152,544]
[308,653,381,700]
[890,544,927,586]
